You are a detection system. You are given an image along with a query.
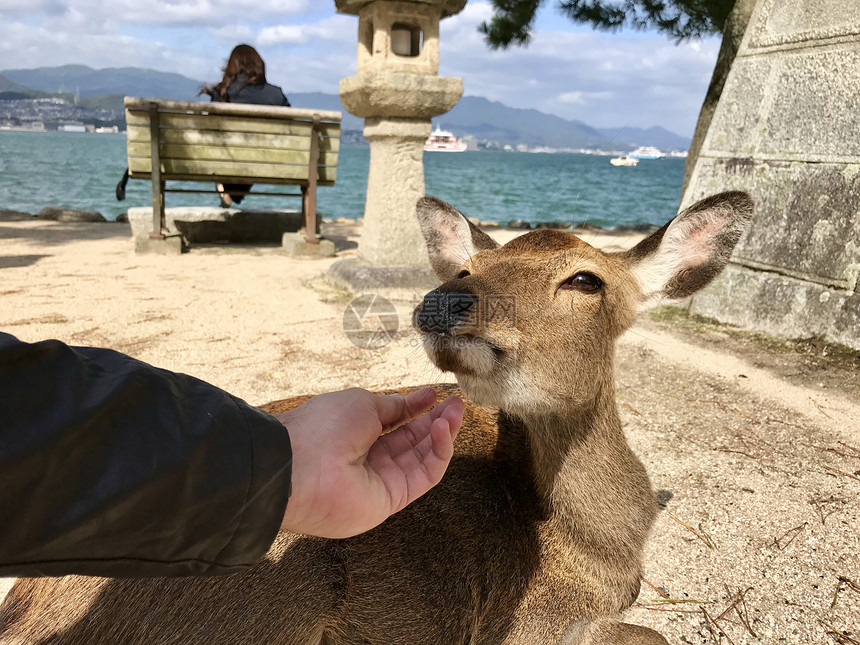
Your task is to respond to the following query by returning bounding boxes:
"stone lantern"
[333,0,467,286]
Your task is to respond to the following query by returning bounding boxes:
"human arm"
[0,334,465,578]
[0,333,291,578]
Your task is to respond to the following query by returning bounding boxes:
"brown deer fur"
[0,192,752,644]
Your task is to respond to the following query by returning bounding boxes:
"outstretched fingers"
[370,396,465,512]
[374,387,438,433]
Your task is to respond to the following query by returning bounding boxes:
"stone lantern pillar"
[333,0,466,286]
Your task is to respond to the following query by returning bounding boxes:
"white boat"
[610,155,639,167]
[425,127,467,152]
[628,146,665,159]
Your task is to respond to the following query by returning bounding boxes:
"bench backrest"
[124,98,342,186]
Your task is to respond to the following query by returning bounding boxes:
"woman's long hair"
[201,44,267,101]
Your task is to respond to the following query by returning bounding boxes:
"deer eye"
[456,269,471,279]
[561,272,603,294]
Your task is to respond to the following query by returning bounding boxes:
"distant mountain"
[437,96,614,149]
[596,125,690,151]
[2,66,691,150]
[1,65,203,100]
[0,74,52,98]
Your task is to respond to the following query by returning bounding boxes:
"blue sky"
[0,1,720,136]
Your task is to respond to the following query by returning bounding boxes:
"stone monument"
[331,0,467,290]
[682,0,860,350]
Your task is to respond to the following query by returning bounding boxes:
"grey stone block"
[759,49,860,160]
[282,233,336,257]
[690,264,860,350]
[39,207,106,222]
[702,57,772,157]
[134,235,185,255]
[704,50,860,162]
[0,209,34,221]
[746,0,860,49]
[685,159,860,290]
[128,207,306,243]
[328,258,437,292]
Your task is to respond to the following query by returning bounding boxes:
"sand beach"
[1,217,858,643]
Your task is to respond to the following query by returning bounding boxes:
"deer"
[0,191,752,644]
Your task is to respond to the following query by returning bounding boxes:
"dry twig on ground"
[667,511,718,550]
[701,606,735,645]
[820,619,860,645]
[770,522,807,550]
[640,576,670,599]
[809,496,849,525]
[830,575,860,610]
[715,586,757,638]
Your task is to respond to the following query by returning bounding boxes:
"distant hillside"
[596,126,690,151]
[438,96,612,149]
[1,65,203,100]
[0,74,51,98]
[2,66,691,150]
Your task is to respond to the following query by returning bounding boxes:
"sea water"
[0,130,685,227]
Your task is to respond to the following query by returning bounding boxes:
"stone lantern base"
[327,258,437,297]
[358,117,432,267]
[327,117,442,295]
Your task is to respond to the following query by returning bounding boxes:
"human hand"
[274,387,464,539]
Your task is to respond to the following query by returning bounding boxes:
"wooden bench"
[124,97,342,245]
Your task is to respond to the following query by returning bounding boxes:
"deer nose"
[414,290,479,334]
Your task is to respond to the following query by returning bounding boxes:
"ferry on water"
[628,146,665,159]
[425,127,467,152]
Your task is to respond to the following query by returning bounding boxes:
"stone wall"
[682,0,860,350]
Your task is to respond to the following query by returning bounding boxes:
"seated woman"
[201,44,291,207]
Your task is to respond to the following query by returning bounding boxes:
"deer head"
[414,192,753,416]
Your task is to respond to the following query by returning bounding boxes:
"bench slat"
[126,110,341,140]
[124,97,342,122]
[126,172,336,187]
[128,158,337,183]
[127,142,338,167]
[126,126,341,152]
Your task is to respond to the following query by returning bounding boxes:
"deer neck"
[506,378,656,563]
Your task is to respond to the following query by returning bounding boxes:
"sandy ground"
[1,218,858,643]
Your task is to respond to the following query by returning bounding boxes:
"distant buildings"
[0,97,123,132]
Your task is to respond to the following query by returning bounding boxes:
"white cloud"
[557,90,613,105]
[258,16,353,45]
[438,2,719,134]
[208,25,255,45]
[258,25,308,45]
[0,0,311,34]
[0,0,720,135]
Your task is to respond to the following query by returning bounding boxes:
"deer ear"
[417,196,500,282]
[619,191,753,310]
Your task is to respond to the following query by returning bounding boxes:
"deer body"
[0,192,752,644]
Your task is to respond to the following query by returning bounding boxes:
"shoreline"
[0,206,659,235]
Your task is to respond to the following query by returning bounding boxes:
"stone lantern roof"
[335,0,467,18]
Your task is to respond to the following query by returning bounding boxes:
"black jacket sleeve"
[0,333,292,578]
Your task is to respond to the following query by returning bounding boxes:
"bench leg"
[303,116,321,245]
[148,102,165,239]
[302,185,318,244]
[151,180,165,239]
